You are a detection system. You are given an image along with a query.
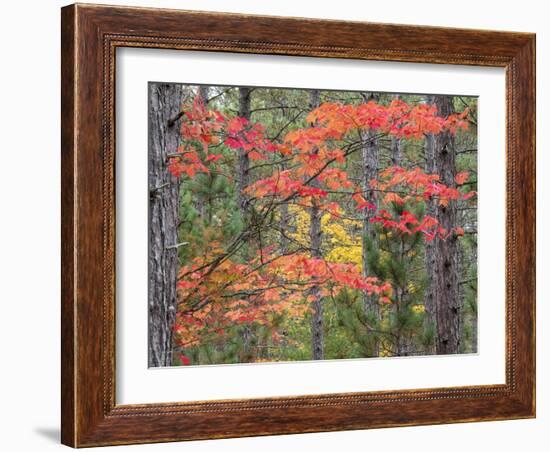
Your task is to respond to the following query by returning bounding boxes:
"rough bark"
[237,87,253,358]
[360,92,380,357]
[391,136,401,166]
[195,85,210,219]
[148,83,183,367]
[423,128,437,354]
[309,89,324,360]
[237,87,252,214]
[391,94,402,166]
[198,85,209,104]
[279,176,290,254]
[432,95,462,355]
[278,106,291,254]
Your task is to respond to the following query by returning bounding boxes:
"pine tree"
[431,95,462,354]
[359,92,381,356]
[308,89,324,360]
[148,83,183,367]
[363,202,428,356]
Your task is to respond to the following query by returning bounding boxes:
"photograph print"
[148,83,477,368]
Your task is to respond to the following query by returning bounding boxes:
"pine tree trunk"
[237,87,253,359]
[279,172,290,254]
[148,83,183,367]
[195,86,210,219]
[360,93,380,357]
[391,94,402,166]
[432,95,462,354]
[237,87,251,214]
[198,85,209,104]
[309,89,324,360]
[279,105,291,254]
[423,129,437,354]
[391,136,401,166]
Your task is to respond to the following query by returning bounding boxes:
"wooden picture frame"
[61,3,535,447]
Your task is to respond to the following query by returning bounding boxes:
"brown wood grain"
[61,3,536,447]
[60,5,76,446]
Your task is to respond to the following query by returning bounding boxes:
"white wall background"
[0,1,545,450]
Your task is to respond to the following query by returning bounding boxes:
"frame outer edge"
[514,35,536,416]
[531,35,536,417]
[60,3,536,446]
[61,3,77,448]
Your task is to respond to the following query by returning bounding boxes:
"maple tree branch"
[269,109,307,142]
[205,87,233,104]
[248,156,295,172]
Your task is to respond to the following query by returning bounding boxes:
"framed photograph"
[61,3,535,447]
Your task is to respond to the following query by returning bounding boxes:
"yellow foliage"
[287,204,311,249]
[407,281,418,294]
[287,205,362,266]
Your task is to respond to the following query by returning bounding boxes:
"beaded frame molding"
[61,3,535,447]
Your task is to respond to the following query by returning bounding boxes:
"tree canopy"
[148,84,478,366]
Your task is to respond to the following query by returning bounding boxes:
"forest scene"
[148,82,478,368]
